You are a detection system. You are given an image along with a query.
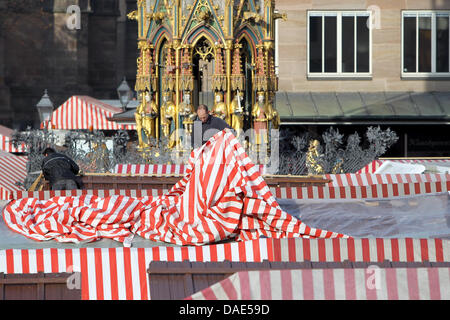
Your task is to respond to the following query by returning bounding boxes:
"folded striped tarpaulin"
[2,130,346,246]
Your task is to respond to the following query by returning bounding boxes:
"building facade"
[1,0,449,156]
[0,0,139,130]
[274,0,450,156]
[277,0,450,92]
[129,0,282,151]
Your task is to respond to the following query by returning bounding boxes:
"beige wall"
[276,0,450,92]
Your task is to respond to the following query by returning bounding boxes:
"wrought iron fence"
[11,126,398,190]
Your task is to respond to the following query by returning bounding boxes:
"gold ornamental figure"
[136,91,158,149]
[135,94,146,149]
[268,94,280,130]
[306,139,343,174]
[161,92,176,139]
[230,90,245,137]
[306,139,324,175]
[179,91,196,134]
[212,91,229,124]
[129,0,286,154]
[252,92,270,148]
[143,91,159,138]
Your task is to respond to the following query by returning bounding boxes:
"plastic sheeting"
[278,192,450,239]
[1,192,450,249]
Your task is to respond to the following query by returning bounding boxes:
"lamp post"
[36,89,54,130]
[117,77,133,111]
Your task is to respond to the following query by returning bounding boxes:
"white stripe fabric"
[2,130,346,246]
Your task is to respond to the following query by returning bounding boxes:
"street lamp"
[117,77,133,111]
[36,89,54,129]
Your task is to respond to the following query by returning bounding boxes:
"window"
[402,11,450,77]
[308,11,372,77]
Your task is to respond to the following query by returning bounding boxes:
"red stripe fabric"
[21,250,29,273]
[137,248,149,300]
[80,248,89,300]
[6,249,13,273]
[2,130,346,246]
[344,268,356,300]
[108,248,119,300]
[94,248,104,300]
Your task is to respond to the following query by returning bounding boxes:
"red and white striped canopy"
[49,96,136,130]
[11,175,450,202]
[325,173,450,187]
[358,159,450,173]
[0,125,26,153]
[0,238,448,300]
[186,268,450,300]
[3,129,346,246]
[114,164,267,176]
[0,153,27,200]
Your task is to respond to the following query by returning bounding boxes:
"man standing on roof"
[41,147,82,190]
[191,104,231,148]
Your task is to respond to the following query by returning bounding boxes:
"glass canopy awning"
[275,92,450,125]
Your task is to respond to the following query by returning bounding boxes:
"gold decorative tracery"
[130,0,287,157]
[193,0,212,23]
[194,38,214,61]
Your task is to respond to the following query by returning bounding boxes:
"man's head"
[197,104,210,123]
[42,147,56,157]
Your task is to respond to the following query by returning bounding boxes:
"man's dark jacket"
[191,114,231,148]
[41,152,82,188]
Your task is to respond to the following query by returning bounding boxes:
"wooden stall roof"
[0,272,81,300]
